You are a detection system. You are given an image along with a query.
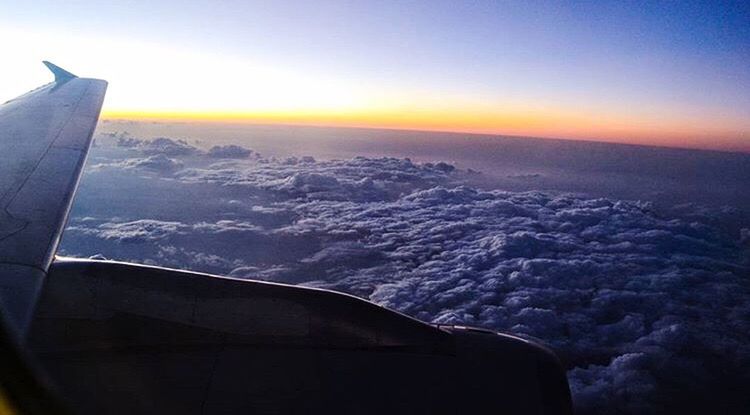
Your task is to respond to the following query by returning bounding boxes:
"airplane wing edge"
[0,63,107,336]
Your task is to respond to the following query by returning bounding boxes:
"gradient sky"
[1,1,748,151]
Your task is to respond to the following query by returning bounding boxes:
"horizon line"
[99,113,750,155]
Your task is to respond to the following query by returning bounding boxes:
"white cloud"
[116,136,200,156]
[114,154,185,173]
[207,145,255,159]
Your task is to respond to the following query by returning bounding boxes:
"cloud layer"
[62,135,750,414]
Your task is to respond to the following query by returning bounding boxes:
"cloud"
[90,154,184,174]
[112,136,200,156]
[115,136,142,148]
[177,156,461,202]
[279,186,749,413]
[69,219,187,242]
[207,144,255,159]
[108,133,258,161]
[126,154,184,173]
[62,147,750,414]
[507,172,542,180]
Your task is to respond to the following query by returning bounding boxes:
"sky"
[1,0,749,151]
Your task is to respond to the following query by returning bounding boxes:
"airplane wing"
[0,64,572,414]
[0,62,107,333]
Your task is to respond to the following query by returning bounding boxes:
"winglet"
[42,61,77,83]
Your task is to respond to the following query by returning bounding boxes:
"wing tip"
[42,61,77,83]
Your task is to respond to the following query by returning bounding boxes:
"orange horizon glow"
[101,109,750,154]
[4,5,749,155]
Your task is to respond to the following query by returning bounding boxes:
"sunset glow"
[101,108,749,152]
[1,1,748,152]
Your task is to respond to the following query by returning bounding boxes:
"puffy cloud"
[281,156,316,165]
[177,156,461,202]
[103,132,258,161]
[277,186,749,414]
[207,144,254,159]
[121,154,184,173]
[69,219,187,242]
[113,136,200,156]
[62,148,750,414]
[115,136,142,148]
[89,154,184,174]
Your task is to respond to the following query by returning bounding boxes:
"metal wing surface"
[0,62,107,333]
